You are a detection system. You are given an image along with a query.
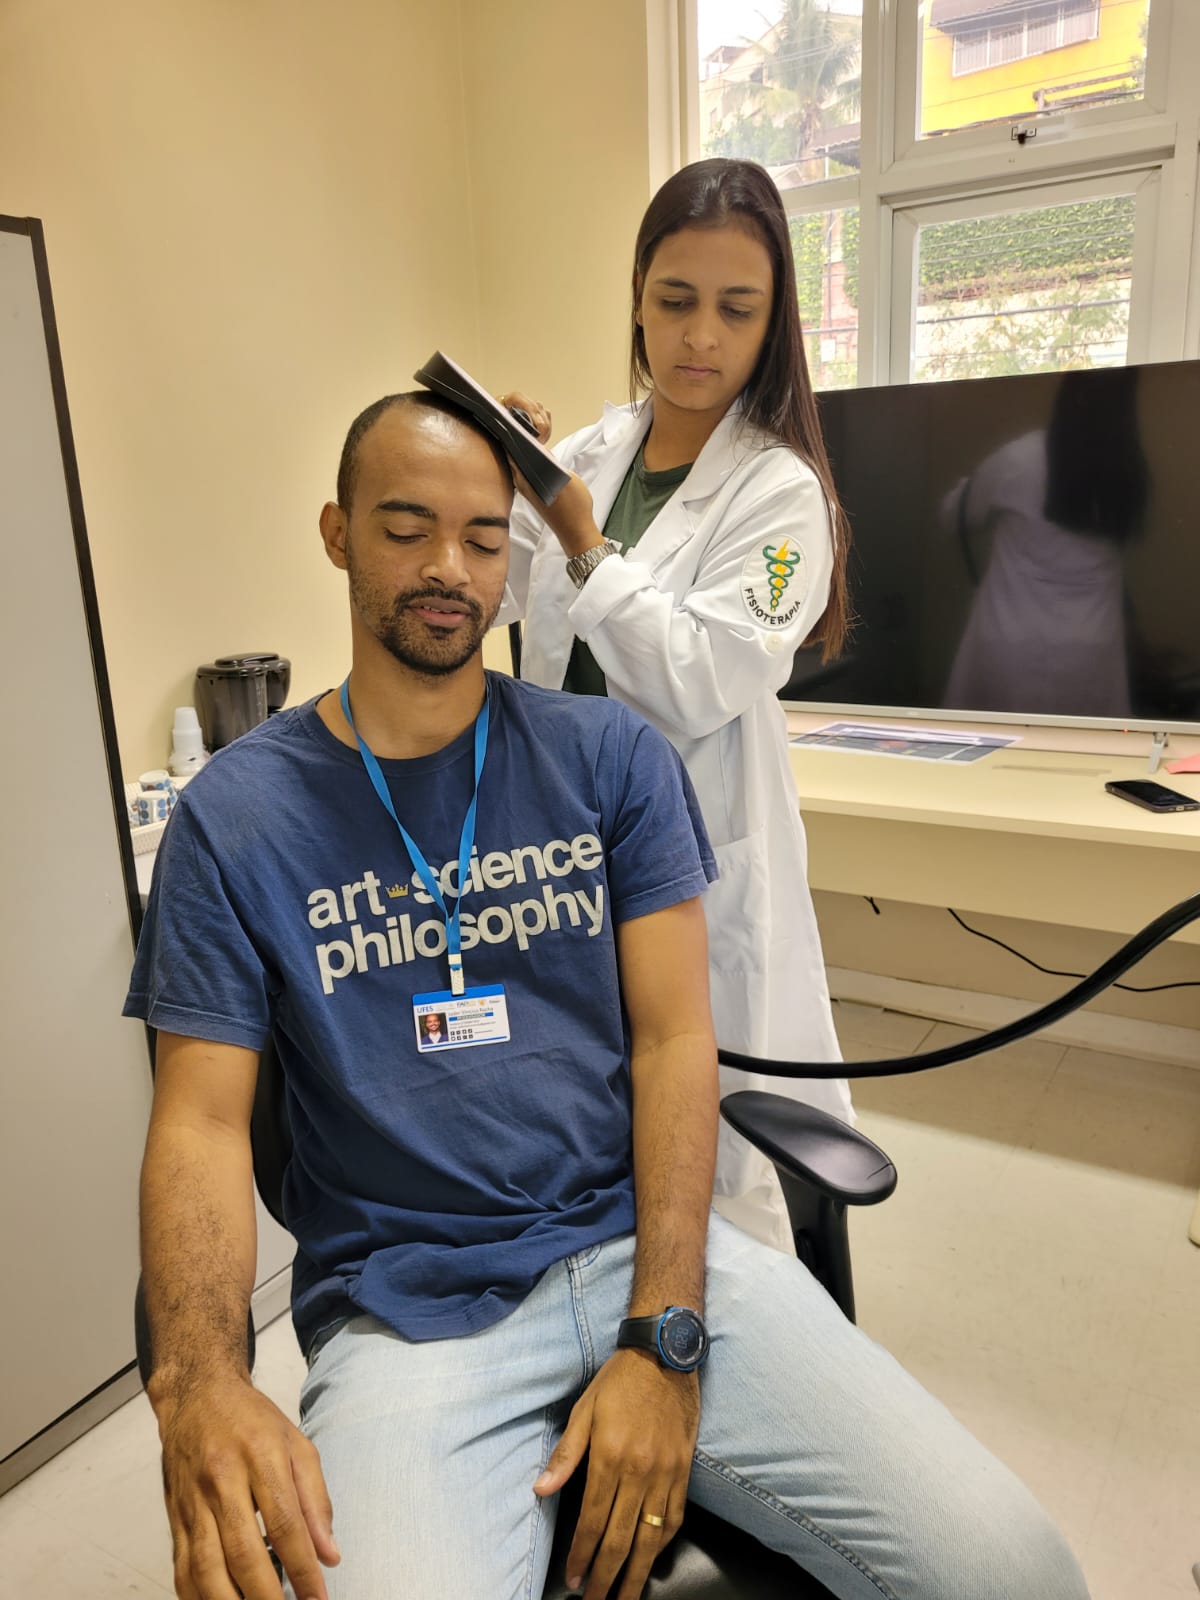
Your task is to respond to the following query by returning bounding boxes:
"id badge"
[413,985,510,1052]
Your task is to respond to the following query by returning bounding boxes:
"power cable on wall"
[946,906,1200,993]
[722,891,1200,1079]
[859,895,1199,993]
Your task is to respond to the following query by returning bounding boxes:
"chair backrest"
[250,1034,291,1228]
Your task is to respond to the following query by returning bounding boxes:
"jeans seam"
[691,1448,902,1600]
[566,1253,596,1382]
[523,1405,560,1600]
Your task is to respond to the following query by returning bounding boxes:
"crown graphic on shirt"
[385,883,409,898]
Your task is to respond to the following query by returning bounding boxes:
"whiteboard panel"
[0,221,153,1465]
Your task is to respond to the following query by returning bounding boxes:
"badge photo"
[741,538,807,629]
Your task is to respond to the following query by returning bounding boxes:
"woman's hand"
[522,470,604,558]
[497,389,604,557]
[497,389,552,445]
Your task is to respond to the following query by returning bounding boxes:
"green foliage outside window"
[916,195,1135,303]
[830,195,1134,314]
[789,211,831,329]
[841,207,860,308]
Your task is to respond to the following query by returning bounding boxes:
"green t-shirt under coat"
[561,447,693,698]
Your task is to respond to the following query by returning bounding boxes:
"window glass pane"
[794,206,859,389]
[919,0,1151,141]
[698,0,863,188]
[912,192,1135,382]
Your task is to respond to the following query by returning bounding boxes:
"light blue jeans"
[293,1215,1088,1600]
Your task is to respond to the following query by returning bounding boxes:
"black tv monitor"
[784,360,1200,734]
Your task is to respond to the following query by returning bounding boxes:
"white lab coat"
[502,400,852,1249]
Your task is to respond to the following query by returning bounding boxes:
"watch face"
[657,1309,708,1371]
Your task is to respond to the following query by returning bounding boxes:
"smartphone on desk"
[1104,779,1200,814]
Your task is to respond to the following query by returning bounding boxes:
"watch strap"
[566,539,619,589]
[616,1314,661,1355]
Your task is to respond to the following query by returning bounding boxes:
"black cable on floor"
[719,890,1200,1081]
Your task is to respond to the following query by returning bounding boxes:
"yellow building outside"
[920,0,1147,137]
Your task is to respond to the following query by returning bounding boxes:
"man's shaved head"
[336,391,512,515]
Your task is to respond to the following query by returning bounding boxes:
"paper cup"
[133,790,174,826]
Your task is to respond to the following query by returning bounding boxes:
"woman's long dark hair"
[1044,367,1147,542]
[629,158,850,659]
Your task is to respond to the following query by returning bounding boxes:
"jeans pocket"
[305,1317,347,1371]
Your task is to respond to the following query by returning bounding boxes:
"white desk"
[786,714,1200,1243]
[787,715,1200,947]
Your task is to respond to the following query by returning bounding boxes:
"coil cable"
[718,890,1200,1081]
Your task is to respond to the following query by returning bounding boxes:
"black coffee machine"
[194,652,291,751]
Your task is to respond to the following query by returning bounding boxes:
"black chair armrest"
[720,1092,896,1207]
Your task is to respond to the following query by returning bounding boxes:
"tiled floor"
[843,1006,1200,1600]
[1,1005,1198,1598]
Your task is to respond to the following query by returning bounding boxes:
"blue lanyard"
[339,678,489,996]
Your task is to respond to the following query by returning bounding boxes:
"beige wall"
[2,0,483,777]
[3,0,654,775]
[460,0,653,435]
[464,0,656,673]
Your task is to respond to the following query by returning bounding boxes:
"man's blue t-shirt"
[125,674,716,1352]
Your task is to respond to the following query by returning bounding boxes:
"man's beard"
[351,572,496,678]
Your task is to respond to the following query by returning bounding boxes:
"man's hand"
[533,1349,700,1600]
[156,1375,339,1600]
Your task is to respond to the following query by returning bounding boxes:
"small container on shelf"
[168,706,210,778]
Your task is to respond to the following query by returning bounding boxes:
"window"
[920,0,1151,140]
[794,206,860,389]
[684,0,1188,388]
[697,1,864,185]
[908,192,1136,381]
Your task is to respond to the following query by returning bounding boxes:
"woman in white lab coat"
[501,159,853,1249]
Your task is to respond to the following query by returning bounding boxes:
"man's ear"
[319,502,349,571]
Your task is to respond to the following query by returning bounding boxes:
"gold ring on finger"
[641,1512,665,1528]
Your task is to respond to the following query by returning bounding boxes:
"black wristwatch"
[617,1306,710,1373]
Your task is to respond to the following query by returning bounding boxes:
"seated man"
[128,393,1089,1600]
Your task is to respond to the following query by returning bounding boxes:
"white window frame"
[669,0,1200,384]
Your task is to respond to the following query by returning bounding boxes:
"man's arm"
[625,901,718,1321]
[533,896,718,1600]
[142,1032,338,1600]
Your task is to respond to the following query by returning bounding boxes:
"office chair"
[135,1039,897,1599]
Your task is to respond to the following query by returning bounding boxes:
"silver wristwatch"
[566,539,620,590]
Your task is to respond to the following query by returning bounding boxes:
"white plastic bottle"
[168,706,210,778]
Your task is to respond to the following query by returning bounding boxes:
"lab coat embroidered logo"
[741,539,807,628]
